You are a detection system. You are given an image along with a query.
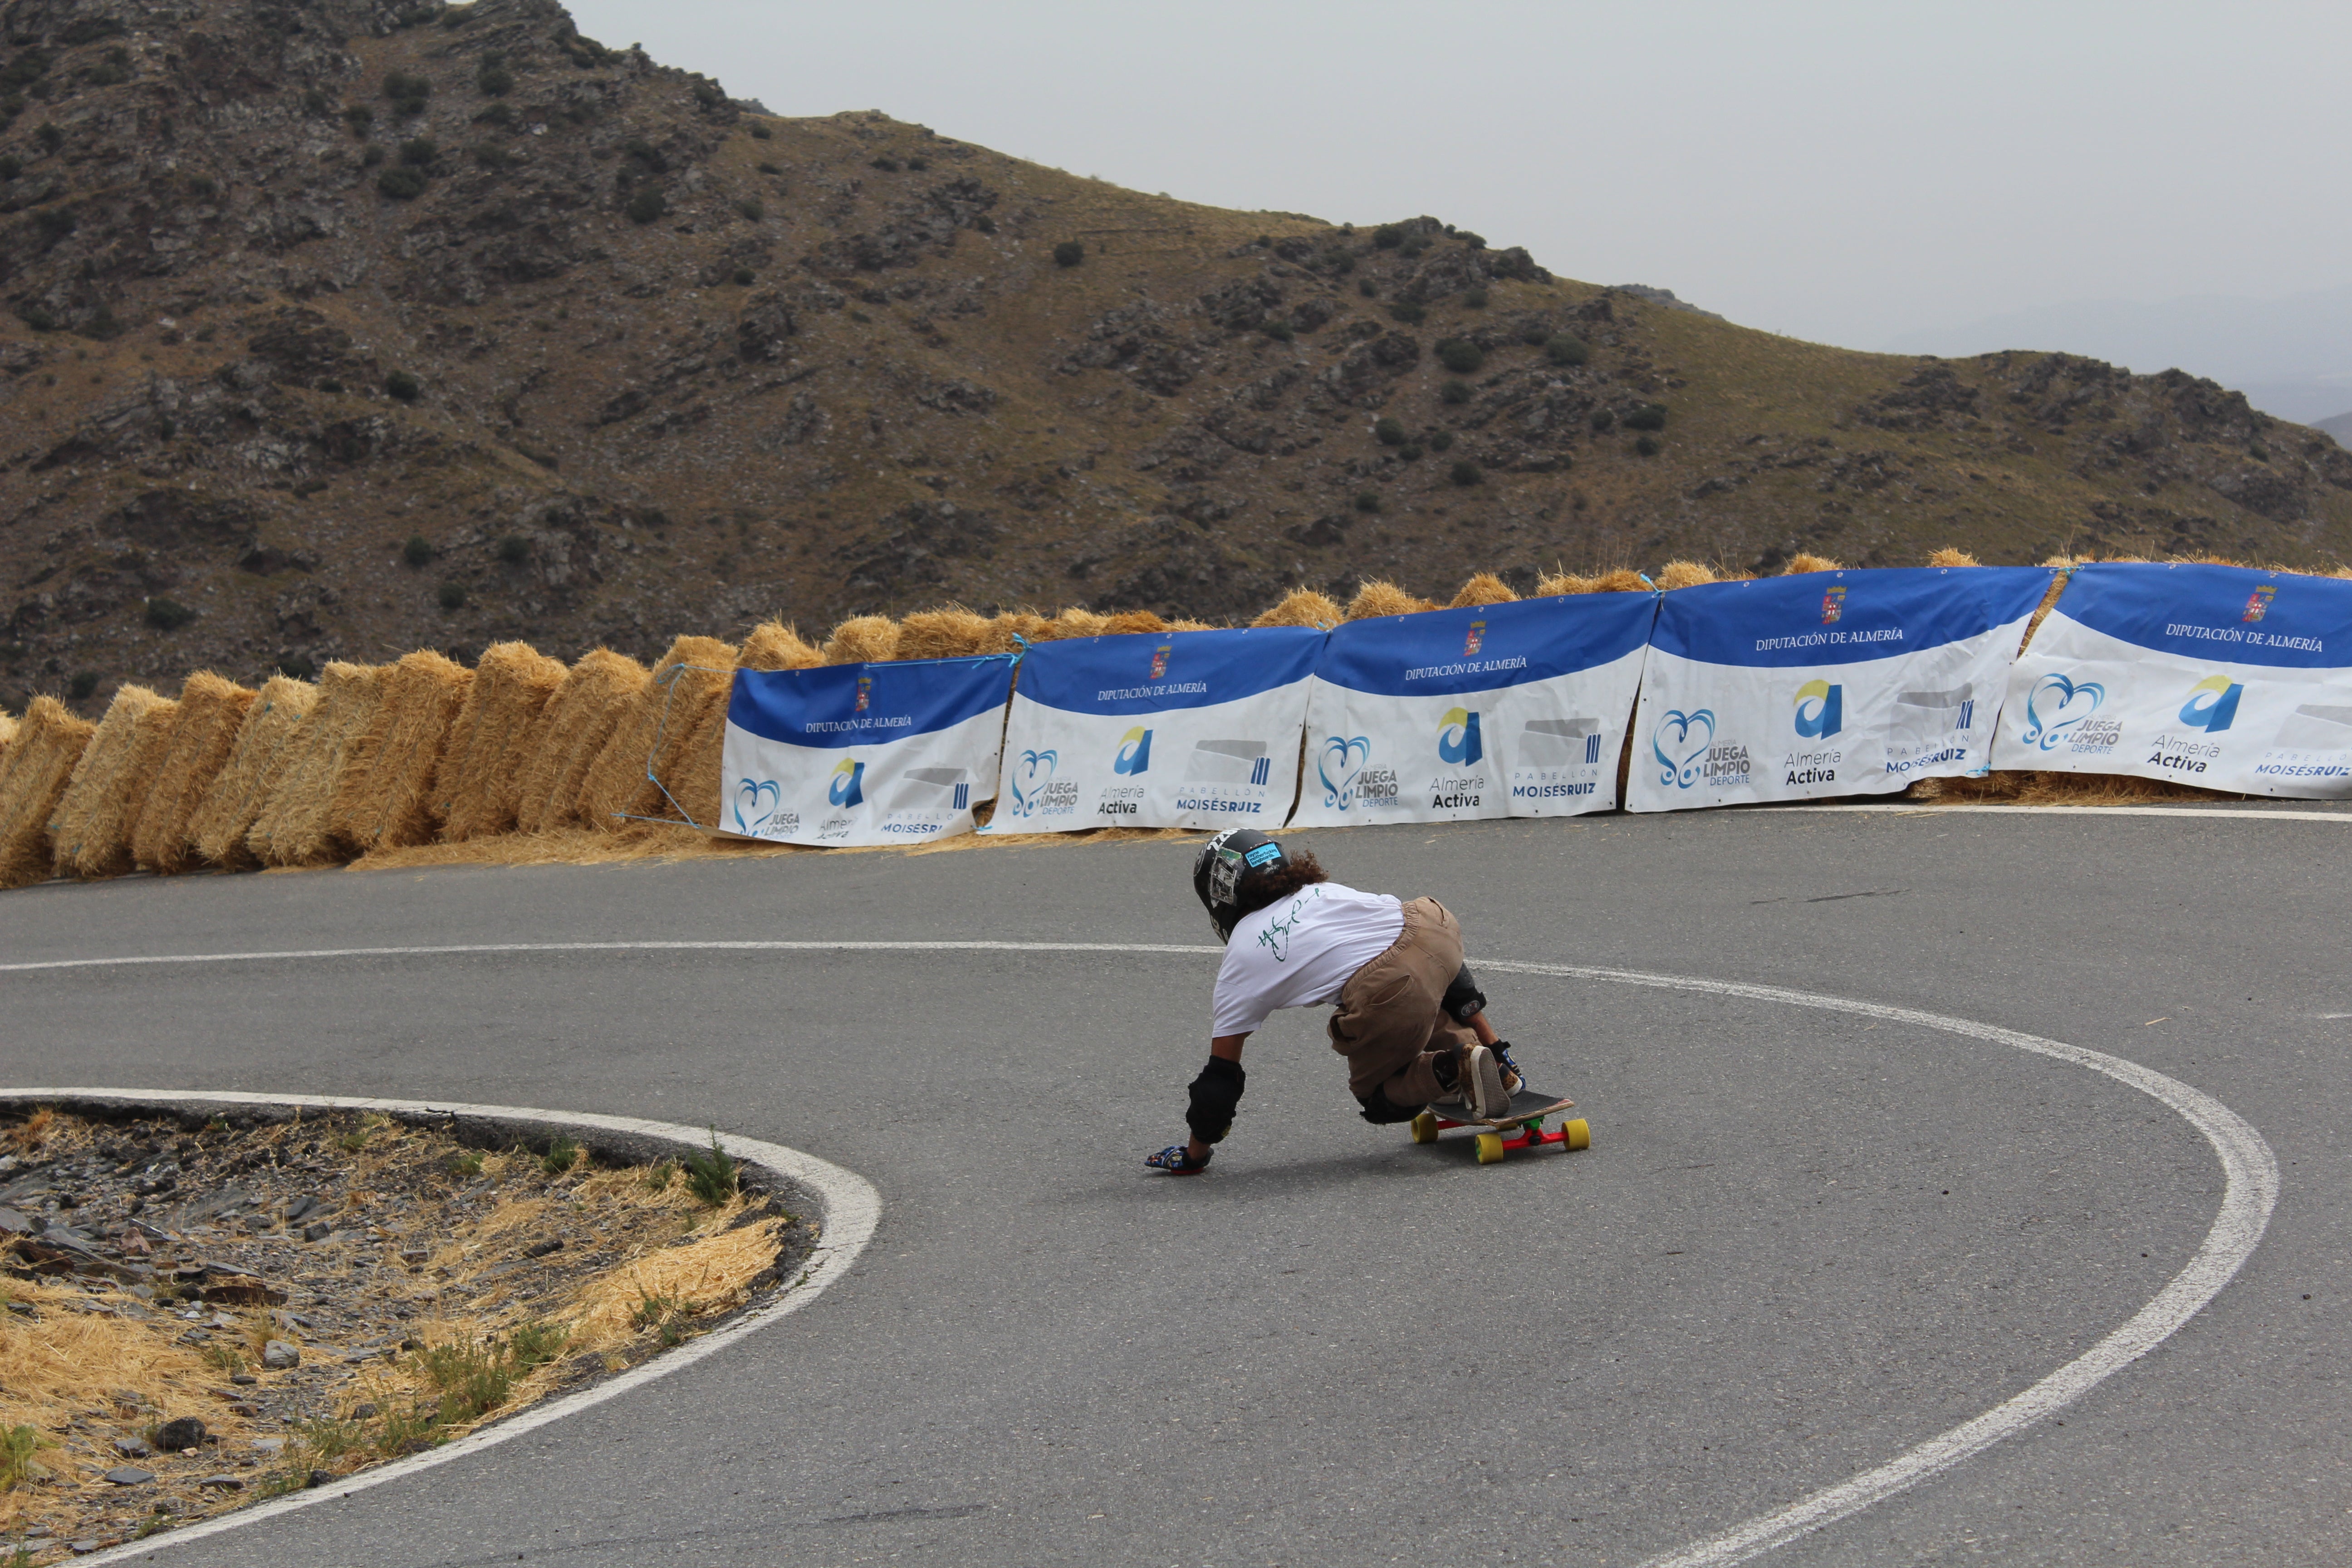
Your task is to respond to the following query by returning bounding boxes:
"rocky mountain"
[5,0,2352,717]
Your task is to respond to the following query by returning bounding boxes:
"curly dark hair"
[1233,845,1328,919]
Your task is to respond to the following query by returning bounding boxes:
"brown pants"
[1328,896,1477,1109]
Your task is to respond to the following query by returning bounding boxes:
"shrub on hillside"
[869,155,901,172]
[362,144,387,167]
[1462,287,1488,309]
[736,197,764,221]
[1450,460,1482,486]
[400,137,436,166]
[1457,230,1486,249]
[1398,442,1424,461]
[1373,416,1407,447]
[1388,302,1425,325]
[475,101,514,128]
[732,266,755,285]
[1590,408,1615,432]
[1428,430,1455,452]
[1545,333,1590,366]
[69,671,99,700]
[1635,434,1661,456]
[749,121,772,139]
[34,122,62,152]
[386,371,422,402]
[1053,240,1084,267]
[402,534,433,566]
[1373,224,1404,249]
[344,103,375,137]
[476,54,513,96]
[383,71,430,116]
[626,187,665,223]
[1437,339,1485,374]
[376,164,425,198]
[1354,490,1381,513]
[1624,403,1668,431]
[495,535,531,563]
[145,597,196,630]
[438,582,468,610]
[1357,278,1377,298]
[1441,380,1470,404]
[1261,319,1294,342]
[473,143,506,170]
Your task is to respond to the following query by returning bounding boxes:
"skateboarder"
[1146,828,1523,1176]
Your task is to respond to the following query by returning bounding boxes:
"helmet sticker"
[1243,842,1284,868]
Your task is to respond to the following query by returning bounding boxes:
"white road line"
[1475,960,2278,1568]
[11,1090,880,1568]
[9,942,2276,1568]
[1785,802,2352,821]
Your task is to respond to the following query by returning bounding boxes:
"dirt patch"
[0,1106,810,1562]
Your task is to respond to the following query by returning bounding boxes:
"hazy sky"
[570,2,2352,380]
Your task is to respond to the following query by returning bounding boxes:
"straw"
[1783,553,1842,574]
[435,642,568,842]
[1588,569,1651,593]
[1345,581,1435,619]
[1534,571,1594,596]
[1651,561,1718,591]
[188,676,319,870]
[333,650,473,851]
[822,616,901,664]
[1926,547,1981,568]
[896,607,1010,660]
[579,636,736,830]
[1447,573,1519,608]
[0,697,94,891]
[737,620,828,671]
[249,662,391,867]
[129,671,257,873]
[49,685,176,880]
[1250,590,1343,630]
[515,649,650,833]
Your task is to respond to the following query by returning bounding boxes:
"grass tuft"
[681,1132,738,1207]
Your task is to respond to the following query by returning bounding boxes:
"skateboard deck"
[1409,1087,1590,1164]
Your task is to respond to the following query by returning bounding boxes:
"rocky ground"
[0,1105,809,1562]
[2,0,2347,720]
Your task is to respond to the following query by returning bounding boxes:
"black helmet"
[1193,828,1288,942]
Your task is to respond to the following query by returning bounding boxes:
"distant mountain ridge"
[1886,287,2352,424]
[2,0,2350,720]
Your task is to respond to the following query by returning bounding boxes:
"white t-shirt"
[1210,882,1406,1037]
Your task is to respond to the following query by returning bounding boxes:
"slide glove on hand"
[1146,1144,1212,1176]
[1184,1055,1246,1144]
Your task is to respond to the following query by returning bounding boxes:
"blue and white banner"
[987,627,1325,832]
[1627,566,2055,813]
[1992,563,2352,797]
[720,655,1014,846]
[1292,594,1656,826]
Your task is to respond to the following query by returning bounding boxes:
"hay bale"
[50,686,177,880]
[1448,573,1520,608]
[1100,610,1168,637]
[896,607,1005,660]
[332,650,473,852]
[990,610,1057,647]
[0,697,94,891]
[1251,589,1343,630]
[249,662,391,867]
[823,615,901,665]
[1926,547,1980,568]
[739,620,828,671]
[188,676,318,869]
[1345,581,1435,619]
[1534,571,1594,596]
[1652,560,1718,591]
[130,671,258,874]
[1589,569,1652,593]
[1783,553,1842,575]
[578,635,737,831]
[1166,618,1222,632]
[434,642,567,842]
[515,649,651,833]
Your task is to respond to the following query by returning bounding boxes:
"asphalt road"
[4,804,2348,1566]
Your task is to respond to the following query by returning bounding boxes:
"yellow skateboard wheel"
[1475,1132,1505,1165]
[1563,1117,1591,1151]
[1411,1112,1438,1145]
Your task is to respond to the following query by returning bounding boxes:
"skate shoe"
[1463,1044,1512,1119]
[1429,1044,1467,1107]
[1488,1039,1525,1097]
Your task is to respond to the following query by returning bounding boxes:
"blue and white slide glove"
[1146,1144,1213,1176]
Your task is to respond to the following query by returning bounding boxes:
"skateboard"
[1409,1087,1590,1166]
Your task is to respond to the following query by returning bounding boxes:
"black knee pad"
[1356,1087,1425,1125]
[1441,964,1487,1023]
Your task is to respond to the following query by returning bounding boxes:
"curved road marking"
[6,942,2275,1567]
[10,1091,879,1568]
